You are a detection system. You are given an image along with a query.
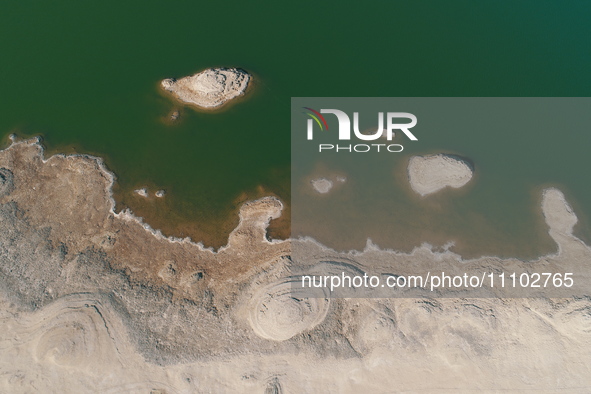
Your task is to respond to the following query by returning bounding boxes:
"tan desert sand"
[408,154,473,196]
[0,139,589,392]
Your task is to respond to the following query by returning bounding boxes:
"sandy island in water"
[407,153,473,196]
[161,67,250,109]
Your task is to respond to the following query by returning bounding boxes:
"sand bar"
[408,154,473,196]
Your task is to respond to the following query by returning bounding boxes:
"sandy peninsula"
[408,153,473,196]
[161,67,250,109]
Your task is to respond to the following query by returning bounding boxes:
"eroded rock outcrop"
[161,67,250,109]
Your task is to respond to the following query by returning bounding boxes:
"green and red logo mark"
[303,107,329,132]
[303,107,418,153]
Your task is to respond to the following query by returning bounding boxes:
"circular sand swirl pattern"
[248,278,330,341]
[35,310,102,367]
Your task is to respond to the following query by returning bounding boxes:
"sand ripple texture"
[161,67,250,109]
[408,154,473,196]
[247,277,330,341]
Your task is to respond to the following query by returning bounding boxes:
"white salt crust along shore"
[408,153,473,196]
[0,138,590,392]
[161,67,250,109]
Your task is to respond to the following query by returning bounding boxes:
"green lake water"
[2,1,591,255]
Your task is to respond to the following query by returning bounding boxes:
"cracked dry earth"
[0,139,590,393]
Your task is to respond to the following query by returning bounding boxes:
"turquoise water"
[1,1,591,252]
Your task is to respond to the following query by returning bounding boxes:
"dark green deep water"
[2,1,591,254]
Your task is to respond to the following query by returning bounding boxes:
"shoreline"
[292,186,570,265]
[0,136,576,263]
[34,136,287,253]
[4,131,289,250]
[299,154,554,260]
